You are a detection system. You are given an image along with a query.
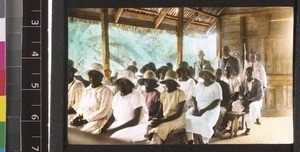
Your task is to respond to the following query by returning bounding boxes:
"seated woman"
[147,70,186,144]
[69,70,114,134]
[138,70,161,121]
[176,66,196,111]
[101,70,149,142]
[185,65,222,144]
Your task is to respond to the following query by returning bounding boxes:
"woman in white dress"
[69,70,114,134]
[176,66,196,111]
[185,65,222,144]
[147,70,186,144]
[101,70,149,142]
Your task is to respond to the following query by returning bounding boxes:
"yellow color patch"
[0,96,6,122]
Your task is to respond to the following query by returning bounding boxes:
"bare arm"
[196,99,220,116]
[101,114,115,132]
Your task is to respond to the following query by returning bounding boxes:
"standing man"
[243,51,267,124]
[194,50,211,80]
[219,46,240,77]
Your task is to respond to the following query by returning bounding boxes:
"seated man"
[232,67,263,135]
[70,70,114,134]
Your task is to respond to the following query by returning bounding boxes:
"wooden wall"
[220,8,293,116]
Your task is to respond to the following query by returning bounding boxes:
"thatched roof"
[68,7,288,34]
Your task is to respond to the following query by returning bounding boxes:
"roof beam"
[184,12,198,30]
[205,19,217,34]
[114,8,124,23]
[185,7,218,19]
[154,8,171,28]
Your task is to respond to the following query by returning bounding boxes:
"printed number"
[31,83,39,89]
[31,114,39,120]
[32,51,39,57]
[32,146,39,151]
[31,20,39,25]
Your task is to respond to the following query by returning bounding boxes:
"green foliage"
[68,18,217,74]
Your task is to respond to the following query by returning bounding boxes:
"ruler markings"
[31,41,41,44]
[30,10,41,12]
[21,57,41,59]
[23,26,41,28]
[21,120,41,123]
[31,73,41,75]
[31,104,41,107]
[22,0,43,151]
[21,89,41,91]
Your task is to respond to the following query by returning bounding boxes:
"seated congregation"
[67,49,265,144]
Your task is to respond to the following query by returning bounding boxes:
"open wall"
[220,7,293,116]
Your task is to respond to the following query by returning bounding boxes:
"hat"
[138,70,159,87]
[115,70,138,86]
[68,59,78,73]
[160,70,180,87]
[199,65,216,79]
[82,63,104,81]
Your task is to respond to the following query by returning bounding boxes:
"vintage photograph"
[66,7,293,145]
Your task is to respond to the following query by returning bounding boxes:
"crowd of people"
[67,45,267,144]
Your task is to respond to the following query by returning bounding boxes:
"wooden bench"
[163,128,187,144]
[224,111,245,138]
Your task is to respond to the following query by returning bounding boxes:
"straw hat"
[68,59,78,73]
[199,65,216,79]
[138,70,159,87]
[115,70,138,86]
[127,60,138,73]
[160,70,180,87]
[82,63,104,81]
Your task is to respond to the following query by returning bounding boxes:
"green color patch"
[0,122,5,148]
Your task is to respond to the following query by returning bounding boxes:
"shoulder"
[74,80,84,87]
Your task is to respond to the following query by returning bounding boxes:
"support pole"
[100,8,110,68]
[240,17,246,69]
[216,18,222,58]
[177,7,184,68]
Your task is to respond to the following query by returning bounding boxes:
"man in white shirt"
[232,67,263,135]
[243,52,267,124]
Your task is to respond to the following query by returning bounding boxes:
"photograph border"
[49,0,298,152]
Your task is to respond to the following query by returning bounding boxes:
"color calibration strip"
[0,0,6,152]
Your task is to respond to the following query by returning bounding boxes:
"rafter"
[185,7,218,19]
[114,8,124,23]
[154,8,171,28]
[184,12,199,30]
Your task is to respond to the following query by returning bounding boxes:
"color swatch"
[0,0,5,151]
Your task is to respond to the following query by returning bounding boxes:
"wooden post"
[216,18,222,58]
[177,7,184,68]
[100,8,110,68]
[240,17,246,69]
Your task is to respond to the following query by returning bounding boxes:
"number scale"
[22,0,48,151]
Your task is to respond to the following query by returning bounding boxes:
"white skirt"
[110,124,148,142]
[185,106,220,139]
